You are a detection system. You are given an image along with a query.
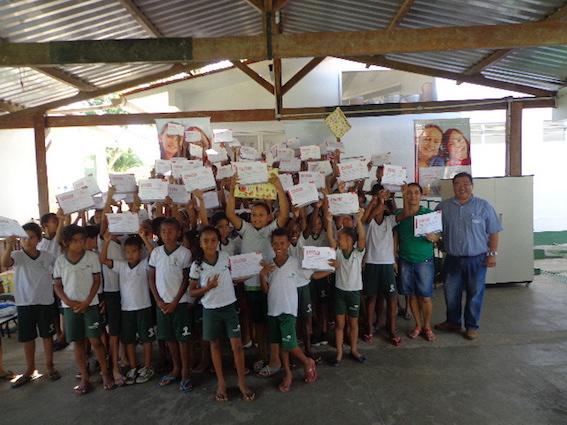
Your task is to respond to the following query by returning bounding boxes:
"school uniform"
[335,248,365,318]
[98,237,124,337]
[363,216,397,297]
[189,251,240,341]
[266,257,311,351]
[148,245,192,342]
[11,250,56,342]
[53,251,102,341]
[112,258,155,344]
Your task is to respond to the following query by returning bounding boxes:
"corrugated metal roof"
[386,49,496,74]
[134,0,262,37]
[63,63,172,88]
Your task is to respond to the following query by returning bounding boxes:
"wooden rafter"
[346,55,555,97]
[118,0,163,37]
[1,21,566,66]
[232,60,275,94]
[463,4,567,75]
[273,57,282,114]
[0,99,25,112]
[243,0,264,12]
[281,57,325,95]
[387,0,415,30]
[31,66,98,92]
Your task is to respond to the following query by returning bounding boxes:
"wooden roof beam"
[232,60,275,94]
[387,0,415,30]
[346,55,555,97]
[31,66,98,92]
[1,21,567,66]
[118,0,163,37]
[463,4,567,75]
[281,57,325,95]
[0,99,25,112]
[243,0,264,13]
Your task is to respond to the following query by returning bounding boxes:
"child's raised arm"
[99,231,114,268]
[1,236,16,269]
[325,210,337,250]
[226,175,243,231]
[356,208,366,250]
[192,190,209,227]
[271,174,289,229]
[100,185,117,236]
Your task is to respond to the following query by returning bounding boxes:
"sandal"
[408,327,422,339]
[11,374,32,389]
[241,390,256,401]
[179,378,193,393]
[253,360,266,373]
[102,376,116,391]
[422,328,437,342]
[113,373,125,387]
[215,392,228,402]
[159,374,179,387]
[256,365,281,378]
[362,334,373,343]
[48,370,62,381]
[304,364,318,384]
[74,382,90,395]
[390,335,402,347]
[349,353,367,364]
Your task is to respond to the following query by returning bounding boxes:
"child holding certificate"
[188,226,255,402]
[226,174,289,377]
[326,209,367,366]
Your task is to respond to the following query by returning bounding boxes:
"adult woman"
[442,128,471,166]
[159,122,183,160]
[417,124,444,168]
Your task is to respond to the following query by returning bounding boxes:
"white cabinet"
[440,176,534,284]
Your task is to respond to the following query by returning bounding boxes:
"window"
[543,121,567,143]
[469,123,505,144]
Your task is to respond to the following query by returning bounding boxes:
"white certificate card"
[138,179,168,202]
[183,167,216,192]
[229,252,263,280]
[337,161,369,182]
[106,212,140,235]
[56,187,95,214]
[73,175,101,196]
[327,193,359,215]
[0,217,27,238]
[235,162,268,185]
[287,183,319,207]
[414,211,443,237]
[109,173,137,193]
[302,246,336,271]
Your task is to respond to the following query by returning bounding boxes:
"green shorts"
[268,314,298,351]
[335,288,361,318]
[310,276,331,301]
[103,291,121,336]
[121,307,156,344]
[63,305,103,342]
[297,284,313,318]
[17,305,56,343]
[363,264,397,297]
[156,303,191,342]
[203,303,241,342]
[245,290,267,324]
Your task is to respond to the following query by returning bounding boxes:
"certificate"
[302,247,336,271]
[138,179,168,202]
[381,165,407,186]
[371,152,391,165]
[229,252,263,280]
[234,168,278,200]
[414,211,443,237]
[0,217,27,238]
[185,130,202,142]
[172,159,203,178]
[109,174,137,193]
[106,212,140,235]
[202,190,220,210]
[279,158,301,173]
[183,167,216,192]
[276,147,295,161]
[327,193,360,215]
[325,107,351,139]
[166,123,184,136]
[189,143,203,158]
[207,146,228,163]
[286,137,300,149]
[235,162,268,185]
[324,139,345,153]
[278,173,294,192]
[214,129,233,143]
[287,183,319,207]
[299,171,325,189]
[300,145,321,161]
[56,187,95,214]
[307,160,333,176]
[73,175,101,196]
[240,146,260,161]
[155,159,172,175]
[337,161,369,182]
[167,184,190,205]
[215,164,234,180]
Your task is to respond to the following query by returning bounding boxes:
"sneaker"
[135,367,154,384]
[125,368,138,385]
[434,321,462,332]
[464,329,479,340]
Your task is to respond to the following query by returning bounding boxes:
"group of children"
[0,147,443,401]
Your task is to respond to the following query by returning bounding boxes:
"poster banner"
[155,118,213,160]
[414,118,471,196]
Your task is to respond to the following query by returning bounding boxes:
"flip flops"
[349,353,367,364]
[256,365,281,378]
[408,327,422,339]
[304,364,318,384]
[241,390,256,402]
[215,392,228,402]
[11,374,32,389]
[74,382,90,395]
[179,378,193,393]
[159,374,179,387]
[48,370,61,381]
[390,335,402,347]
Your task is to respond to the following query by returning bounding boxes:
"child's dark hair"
[85,225,100,239]
[62,224,87,245]
[160,217,181,232]
[252,202,271,215]
[151,217,166,235]
[211,211,228,226]
[271,227,289,241]
[40,212,58,227]
[407,182,423,194]
[124,235,143,249]
[200,225,221,242]
[23,222,42,240]
[338,227,357,244]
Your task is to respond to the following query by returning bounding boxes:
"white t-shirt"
[98,237,124,292]
[305,231,329,248]
[288,234,305,262]
[37,236,61,258]
[267,256,311,317]
[219,236,241,257]
[53,251,102,307]
[148,245,192,303]
[335,248,365,292]
[11,250,55,306]
[365,215,396,265]
[112,259,151,311]
[238,220,278,289]
[189,251,236,309]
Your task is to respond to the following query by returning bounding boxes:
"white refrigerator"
[439,176,534,285]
